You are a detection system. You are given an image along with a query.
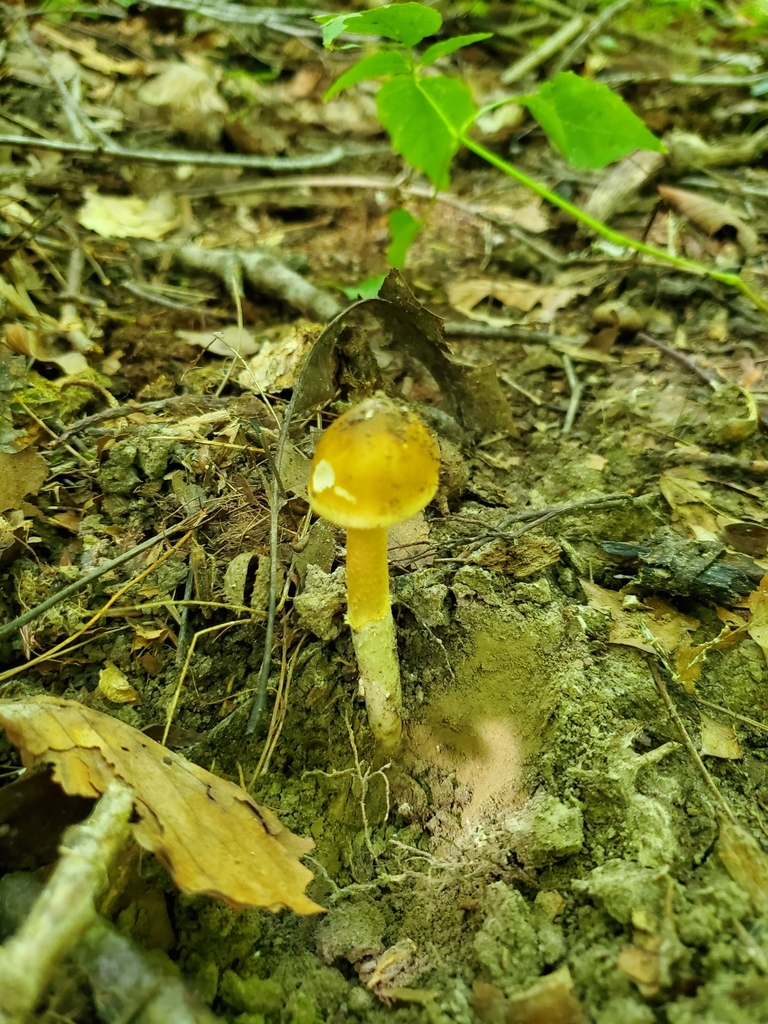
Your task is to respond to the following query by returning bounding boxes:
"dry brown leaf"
[238,323,318,394]
[0,697,322,914]
[747,572,768,663]
[0,447,47,513]
[699,712,741,759]
[581,580,698,655]
[658,185,759,256]
[177,326,259,358]
[447,277,590,325]
[718,816,768,915]
[97,663,141,706]
[674,624,746,693]
[78,190,180,241]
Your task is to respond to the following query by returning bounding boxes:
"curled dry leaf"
[657,185,759,256]
[0,697,322,914]
[447,277,588,325]
[97,662,141,705]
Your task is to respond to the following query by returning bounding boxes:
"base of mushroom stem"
[351,613,402,751]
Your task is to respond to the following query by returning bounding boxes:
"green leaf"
[419,32,493,66]
[376,74,475,188]
[387,209,421,268]
[520,72,665,170]
[337,275,387,300]
[324,50,411,100]
[315,3,442,48]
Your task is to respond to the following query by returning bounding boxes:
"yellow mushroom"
[308,396,440,749]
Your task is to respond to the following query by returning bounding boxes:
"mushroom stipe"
[308,396,440,750]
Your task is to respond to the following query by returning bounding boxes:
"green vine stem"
[461,135,768,315]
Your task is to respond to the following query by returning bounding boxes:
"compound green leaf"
[387,209,421,268]
[419,32,493,66]
[324,51,411,100]
[419,75,477,133]
[377,75,472,189]
[315,3,442,48]
[520,71,665,169]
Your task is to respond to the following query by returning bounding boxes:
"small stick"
[0,783,134,1024]
[649,660,738,825]
[0,133,350,171]
[638,331,720,386]
[561,353,584,434]
[501,14,585,84]
[551,0,634,76]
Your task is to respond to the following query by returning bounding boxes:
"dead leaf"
[238,323,318,393]
[747,572,768,663]
[3,323,89,375]
[581,580,698,654]
[699,712,741,759]
[0,697,322,914]
[658,185,759,256]
[674,624,746,692]
[78,190,180,240]
[505,966,587,1024]
[177,326,259,358]
[0,447,47,513]
[718,816,768,915]
[448,277,589,325]
[97,662,141,706]
[138,63,228,142]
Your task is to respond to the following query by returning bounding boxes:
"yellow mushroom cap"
[308,396,440,531]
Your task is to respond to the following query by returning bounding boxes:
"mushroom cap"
[308,396,440,530]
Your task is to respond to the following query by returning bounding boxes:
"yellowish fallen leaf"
[747,572,768,663]
[177,326,259,358]
[78,190,180,240]
[699,712,741,759]
[0,447,47,513]
[718,816,768,915]
[581,580,698,655]
[0,697,322,914]
[447,277,591,325]
[97,662,141,706]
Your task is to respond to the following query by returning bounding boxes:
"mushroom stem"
[346,527,390,630]
[345,526,402,750]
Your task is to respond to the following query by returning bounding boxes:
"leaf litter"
[2,2,768,1022]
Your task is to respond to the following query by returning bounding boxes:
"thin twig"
[561,353,584,434]
[637,331,720,386]
[54,395,229,446]
[0,133,353,170]
[649,660,738,825]
[501,14,585,84]
[551,0,634,76]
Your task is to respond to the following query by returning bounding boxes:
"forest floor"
[1,2,768,1023]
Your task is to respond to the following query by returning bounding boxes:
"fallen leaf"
[674,625,746,692]
[581,580,698,654]
[747,572,768,663]
[718,816,768,915]
[138,62,228,142]
[97,662,141,705]
[447,277,590,325]
[0,447,47,513]
[238,323,318,393]
[585,454,607,471]
[78,190,180,240]
[658,185,759,256]
[505,966,587,1024]
[699,712,741,759]
[177,326,259,358]
[0,697,322,914]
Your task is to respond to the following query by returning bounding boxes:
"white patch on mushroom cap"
[333,485,356,503]
[311,459,335,493]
